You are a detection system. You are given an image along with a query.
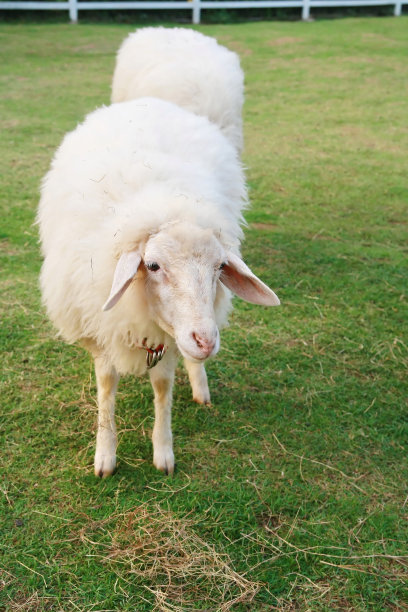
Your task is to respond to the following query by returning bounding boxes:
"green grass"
[1,18,408,610]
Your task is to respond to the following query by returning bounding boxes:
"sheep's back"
[111,28,244,151]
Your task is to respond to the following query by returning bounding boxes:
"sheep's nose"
[192,332,216,357]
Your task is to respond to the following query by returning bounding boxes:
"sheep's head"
[103,222,279,362]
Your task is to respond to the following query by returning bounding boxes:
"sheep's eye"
[147,262,160,272]
[219,262,227,270]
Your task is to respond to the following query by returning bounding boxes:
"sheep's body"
[39,35,279,478]
[39,98,246,378]
[111,27,244,152]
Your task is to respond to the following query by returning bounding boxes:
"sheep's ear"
[220,251,280,306]
[102,251,142,311]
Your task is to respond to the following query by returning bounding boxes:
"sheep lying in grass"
[111,27,244,152]
[38,98,279,478]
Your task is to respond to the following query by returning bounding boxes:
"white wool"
[111,27,244,152]
[38,98,247,376]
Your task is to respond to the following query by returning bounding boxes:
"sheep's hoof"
[193,392,211,406]
[194,398,212,406]
[153,447,175,476]
[94,453,116,478]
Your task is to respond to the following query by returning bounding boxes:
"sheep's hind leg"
[94,355,119,478]
[184,359,211,405]
[149,353,177,475]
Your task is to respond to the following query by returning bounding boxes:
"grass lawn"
[1,16,407,611]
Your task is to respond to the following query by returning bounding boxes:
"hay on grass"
[77,502,260,611]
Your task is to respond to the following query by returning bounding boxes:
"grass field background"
[1,17,407,610]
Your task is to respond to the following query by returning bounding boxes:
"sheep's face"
[142,223,225,362]
[103,221,280,363]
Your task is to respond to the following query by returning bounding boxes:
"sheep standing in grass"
[111,27,244,152]
[38,98,279,477]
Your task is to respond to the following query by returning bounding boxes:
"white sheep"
[38,98,279,478]
[111,27,244,152]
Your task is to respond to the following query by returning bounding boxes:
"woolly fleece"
[111,27,244,151]
[38,98,247,375]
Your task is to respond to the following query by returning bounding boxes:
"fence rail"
[0,0,406,22]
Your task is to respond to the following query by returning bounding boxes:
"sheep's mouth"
[175,331,220,363]
[177,349,211,364]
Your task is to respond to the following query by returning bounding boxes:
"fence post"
[192,0,201,23]
[394,0,402,14]
[302,0,310,20]
[69,0,78,22]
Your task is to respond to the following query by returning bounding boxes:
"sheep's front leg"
[149,355,176,475]
[184,359,211,405]
[94,356,119,478]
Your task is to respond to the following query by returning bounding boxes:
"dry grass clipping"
[77,502,260,611]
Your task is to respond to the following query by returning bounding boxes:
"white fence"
[0,0,406,22]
